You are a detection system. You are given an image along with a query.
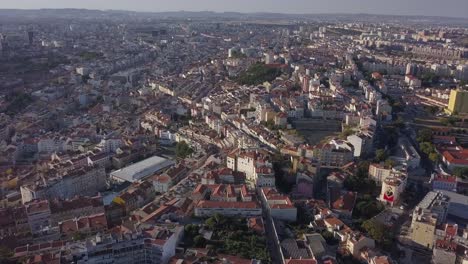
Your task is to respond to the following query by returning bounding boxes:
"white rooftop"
[110,156,175,182]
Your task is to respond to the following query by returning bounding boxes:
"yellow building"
[410,211,437,249]
[447,89,468,114]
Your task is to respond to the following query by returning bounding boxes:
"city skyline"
[0,2,467,264]
[0,0,468,18]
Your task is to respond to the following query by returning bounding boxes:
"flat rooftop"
[110,156,175,183]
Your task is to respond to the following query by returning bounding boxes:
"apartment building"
[20,165,107,203]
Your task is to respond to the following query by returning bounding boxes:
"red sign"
[383,187,394,202]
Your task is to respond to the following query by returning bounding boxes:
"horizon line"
[0,7,467,20]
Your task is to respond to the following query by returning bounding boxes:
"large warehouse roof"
[110,156,175,183]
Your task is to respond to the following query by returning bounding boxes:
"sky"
[0,0,467,18]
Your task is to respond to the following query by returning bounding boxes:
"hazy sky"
[0,0,467,18]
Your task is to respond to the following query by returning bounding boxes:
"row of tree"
[416,129,439,162]
[184,214,271,263]
[236,62,281,86]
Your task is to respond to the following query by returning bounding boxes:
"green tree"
[193,235,207,247]
[425,106,439,115]
[185,224,200,237]
[236,62,281,85]
[428,152,439,162]
[340,127,354,139]
[419,142,435,156]
[362,219,386,242]
[417,129,433,143]
[321,231,339,245]
[375,149,387,162]
[393,117,405,129]
[382,125,399,148]
[72,232,85,241]
[356,161,371,178]
[384,159,396,168]
[5,92,33,116]
[453,168,468,179]
[354,196,384,220]
[205,213,227,230]
[0,246,13,263]
[175,141,193,159]
[441,117,459,126]
[344,175,376,195]
[273,157,294,193]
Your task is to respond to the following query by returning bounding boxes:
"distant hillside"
[0,9,466,26]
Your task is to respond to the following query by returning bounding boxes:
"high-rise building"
[446,89,468,115]
[405,63,417,75]
[379,172,407,207]
[264,53,274,64]
[27,31,34,45]
[302,75,310,93]
[456,65,468,81]
[410,191,450,248]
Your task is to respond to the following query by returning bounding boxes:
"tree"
[205,213,227,230]
[183,224,201,247]
[236,62,281,85]
[375,149,387,162]
[384,159,396,168]
[81,74,91,84]
[428,152,439,163]
[417,129,433,143]
[354,196,384,220]
[441,117,459,126]
[344,175,376,195]
[193,235,207,247]
[175,141,193,159]
[393,117,405,129]
[340,127,354,139]
[362,219,386,242]
[273,158,294,193]
[453,168,468,179]
[419,142,435,156]
[5,92,33,116]
[356,161,371,178]
[72,232,85,241]
[421,72,440,86]
[185,224,200,237]
[0,246,13,263]
[425,106,439,115]
[321,231,339,245]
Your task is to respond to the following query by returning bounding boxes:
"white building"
[20,165,107,203]
[376,99,392,121]
[151,175,173,193]
[347,132,374,157]
[227,148,272,185]
[110,156,175,183]
[369,163,407,186]
[101,138,123,153]
[25,199,51,235]
[194,200,262,218]
[313,139,354,168]
[73,225,183,264]
[379,173,407,207]
[255,167,276,187]
[260,188,297,222]
[38,137,66,153]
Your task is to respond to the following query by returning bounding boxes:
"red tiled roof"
[444,223,458,237]
[196,200,259,209]
[284,259,317,264]
[434,175,457,183]
[248,217,264,234]
[331,191,356,212]
[443,150,468,165]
